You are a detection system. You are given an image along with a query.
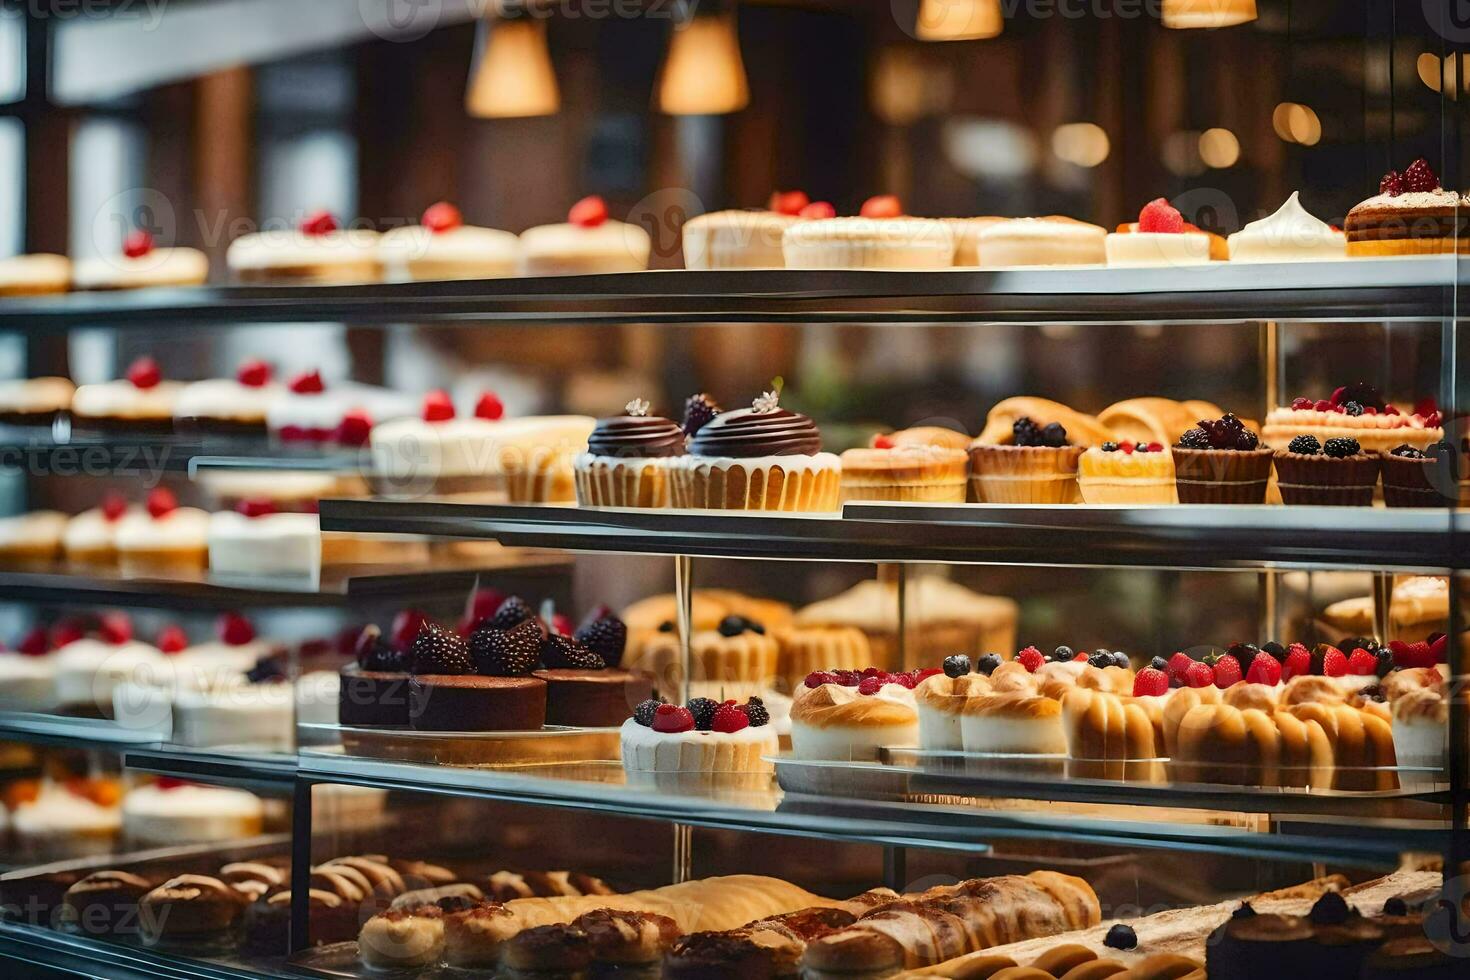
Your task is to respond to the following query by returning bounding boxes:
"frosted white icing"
[226,229,383,275]
[71,380,183,419]
[0,377,74,414]
[174,379,283,422]
[976,218,1108,267]
[1351,189,1466,211]
[379,224,521,281]
[960,709,1067,755]
[13,786,120,836]
[1104,231,1212,267]
[0,653,58,711]
[171,681,295,749]
[0,511,67,552]
[1228,193,1346,262]
[519,220,651,275]
[370,416,503,480]
[917,700,964,751]
[0,254,70,293]
[266,382,416,434]
[53,639,167,709]
[72,248,208,290]
[789,682,918,761]
[619,718,778,773]
[114,507,210,554]
[122,783,264,846]
[63,506,136,556]
[207,511,321,577]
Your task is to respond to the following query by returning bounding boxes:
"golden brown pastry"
[359,903,446,969]
[139,874,249,945]
[1059,689,1164,782]
[442,901,517,967]
[61,871,154,936]
[974,397,1116,448]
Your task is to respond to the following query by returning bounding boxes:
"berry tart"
[1227,192,1346,262]
[1380,442,1460,508]
[0,510,67,563]
[968,416,1087,504]
[207,499,322,578]
[0,253,70,295]
[226,210,382,283]
[669,390,842,511]
[621,695,778,782]
[780,195,956,269]
[406,620,548,732]
[70,357,182,432]
[1273,435,1380,506]
[974,215,1107,267]
[681,190,809,269]
[1077,439,1176,504]
[172,359,281,435]
[265,370,416,446]
[62,492,136,564]
[838,438,969,503]
[520,195,651,275]
[113,488,209,571]
[1105,198,1218,267]
[573,397,686,508]
[72,229,208,290]
[370,389,511,499]
[1172,414,1273,503]
[789,669,926,761]
[1345,159,1469,257]
[1261,382,1442,454]
[626,614,780,702]
[378,201,520,281]
[0,376,74,427]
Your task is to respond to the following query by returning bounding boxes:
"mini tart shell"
[967,444,1084,504]
[837,446,968,503]
[1272,450,1381,506]
[1076,447,1176,504]
[1171,446,1274,503]
[573,454,674,508]
[1380,453,1459,508]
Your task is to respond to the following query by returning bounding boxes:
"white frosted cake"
[122,782,265,847]
[208,507,322,578]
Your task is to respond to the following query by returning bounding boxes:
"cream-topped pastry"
[53,637,167,714]
[370,390,507,496]
[789,679,918,761]
[1391,687,1447,787]
[114,488,209,569]
[1106,199,1215,267]
[915,668,993,750]
[782,196,955,269]
[0,510,67,562]
[122,782,264,847]
[1262,382,1443,454]
[12,784,121,860]
[379,202,521,281]
[1228,192,1346,262]
[683,202,802,269]
[0,377,74,425]
[957,661,1069,755]
[173,360,281,433]
[227,210,382,282]
[0,253,71,295]
[72,231,208,290]
[620,695,778,779]
[265,370,417,444]
[207,502,322,577]
[71,357,182,430]
[1077,441,1176,504]
[521,196,651,275]
[62,493,136,563]
[976,216,1107,267]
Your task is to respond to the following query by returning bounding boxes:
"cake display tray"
[307,723,621,767]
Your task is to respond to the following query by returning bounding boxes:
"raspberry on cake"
[71,229,208,290]
[682,191,810,269]
[173,359,282,435]
[114,488,209,571]
[207,499,323,578]
[71,357,183,432]
[789,670,920,761]
[1346,159,1469,256]
[1105,198,1222,267]
[1077,439,1176,504]
[370,389,513,499]
[1262,382,1442,455]
[781,196,956,269]
[227,210,383,283]
[266,370,416,445]
[379,201,521,281]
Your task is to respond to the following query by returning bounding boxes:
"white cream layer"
[379,225,521,280]
[520,220,652,274]
[122,783,264,845]
[114,507,210,555]
[207,511,321,577]
[71,380,183,419]
[1229,193,1346,263]
[960,711,1067,755]
[72,248,208,289]
[620,718,778,773]
[53,639,166,709]
[174,379,282,422]
[1104,231,1212,267]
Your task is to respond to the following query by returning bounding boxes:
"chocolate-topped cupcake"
[668,390,841,511]
[574,398,685,508]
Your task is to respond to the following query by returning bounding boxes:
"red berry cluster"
[803,666,943,692]
[1378,159,1439,197]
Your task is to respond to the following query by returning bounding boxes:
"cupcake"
[668,390,841,512]
[1273,435,1380,506]
[379,202,520,281]
[1345,159,1469,257]
[1105,198,1220,267]
[573,398,686,508]
[1077,439,1176,504]
[173,359,281,435]
[681,191,808,269]
[520,196,651,275]
[72,230,208,290]
[968,416,1085,504]
[1172,414,1273,504]
[781,195,954,269]
[71,357,182,432]
[1381,443,1460,508]
[838,437,968,503]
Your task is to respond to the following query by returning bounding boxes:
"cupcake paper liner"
[669,459,841,512]
[574,456,671,509]
[967,445,1084,504]
[1171,447,1273,504]
[1272,451,1380,507]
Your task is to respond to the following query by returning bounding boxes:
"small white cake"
[683,210,799,269]
[1105,230,1213,267]
[208,507,322,578]
[521,197,651,275]
[72,232,208,290]
[12,785,121,860]
[960,692,1067,755]
[266,372,416,445]
[788,681,918,762]
[227,212,381,283]
[62,497,136,564]
[70,357,183,429]
[620,715,777,776]
[782,217,955,269]
[1228,192,1346,263]
[0,376,74,424]
[114,491,209,570]
[53,638,167,715]
[173,360,281,432]
[380,203,520,281]
[122,782,265,847]
[1391,687,1447,787]
[0,253,71,295]
[0,510,67,562]
[914,672,991,751]
[0,652,59,712]
[172,680,295,749]
[369,391,506,497]
[975,217,1108,267]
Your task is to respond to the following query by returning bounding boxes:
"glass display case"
[0,1,1467,977]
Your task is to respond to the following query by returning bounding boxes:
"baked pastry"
[574,397,685,508]
[70,357,181,431]
[772,626,872,695]
[790,676,920,761]
[173,359,281,435]
[1228,192,1346,262]
[1273,435,1380,505]
[123,782,265,847]
[621,694,778,781]
[1207,892,1428,980]
[915,664,994,751]
[114,487,209,571]
[958,662,1068,756]
[1321,575,1447,644]
[1380,443,1459,508]
[969,417,1086,504]
[60,870,153,936]
[1285,700,1398,791]
[72,230,208,290]
[1077,440,1176,504]
[207,502,322,578]
[1059,688,1164,781]
[625,620,778,701]
[369,389,508,498]
[484,414,597,503]
[1262,383,1443,455]
[483,870,613,902]
[974,397,1116,449]
[1169,702,1335,788]
[60,492,133,564]
[379,201,520,280]
[0,510,67,562]
[669,390,841,511]
[781,198,955,269]
[521,195,651,275]
[227,210,382,282]
[0,253,70,295]
[839,443,969,503]
[138,874,248,946]
[975,216,1107,266]
[1346,159,1469,256]
[876,426,973,451]
[1106,198,1217,266]
[945,216,1008,266]
[0,377,73,426]
[1173,414,1272,503]
[359,903,447,969]
[1390,687,1446,786]
[1097,397,1220,449]
[683,193,806,268]
[574,907,680,968]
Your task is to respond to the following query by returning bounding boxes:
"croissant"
[974,398,1116,448]
[1099,397,1206,446]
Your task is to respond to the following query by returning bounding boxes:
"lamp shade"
[466,16,559,118]
[916,0,1003,42]
[1161,0,1257,29]
[656,10,749,115]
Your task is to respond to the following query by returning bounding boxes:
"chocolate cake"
[408,675,547,732]
[534,668,650,727]
[339,668,411,727]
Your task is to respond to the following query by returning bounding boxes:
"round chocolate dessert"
[339,668,411,727]
[586,411,685,459]
[408,675,547,732]
[534,668,651,727]
[688,403,823,458]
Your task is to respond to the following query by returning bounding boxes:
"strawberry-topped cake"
[63,491,136,564]
[0,626,61,711]
[207,498,322,578]
[1105,198,1224,267]
[265,369,416,445]
[781,194,956,269]
[52,612,167,717]
[114,487,210,571]
[173,359,281,435]
[520,196,652,276]
[1346,158,1469,257]
[71,356,183,432]
[681,189,810,269]
[72,228,208,291]
[1261,382,1443,454]
[369,389,509,498]
[379,201,521,281]
[789,667,931,761]
[621,695,778,782]
[226,209,382,283]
